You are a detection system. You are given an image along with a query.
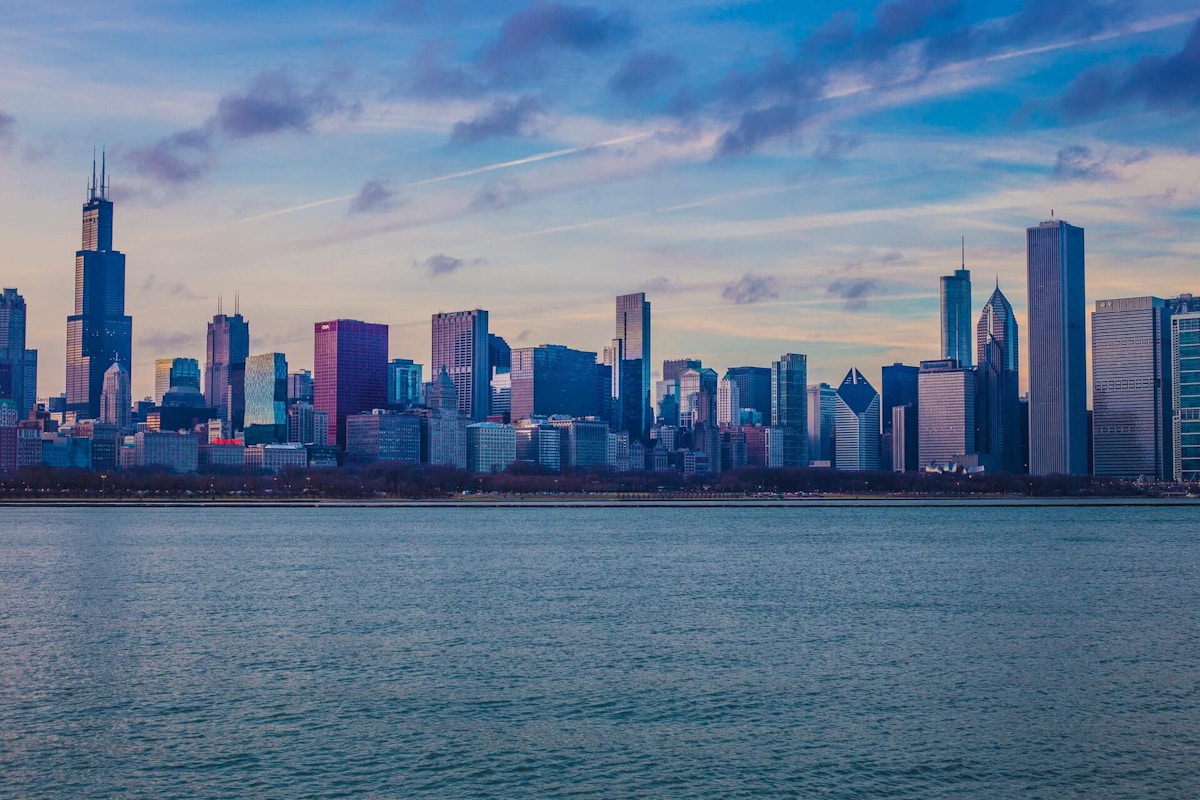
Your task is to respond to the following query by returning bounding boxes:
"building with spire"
[204,297,250,429]
[66,152,132,420]
[100,362,131,428]
[976,281,1021,473]
[0,288,37,420]
[940,240,973,368]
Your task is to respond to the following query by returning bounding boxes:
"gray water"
[1,505,1198,798]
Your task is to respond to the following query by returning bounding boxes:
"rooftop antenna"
[234,292,240,316]
[90,147,97,201]
[217,293,223,316]
[961,236,965,269]
[1051,209,1055,220]
[100,148,107,200]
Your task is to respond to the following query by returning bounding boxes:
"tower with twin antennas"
[66,150,133,420]
[204,292,250,430]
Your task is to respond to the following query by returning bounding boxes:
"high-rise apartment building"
[717,373,740,427]
[314,319,389,449]
[0,288,37,420]
[614,293,651,441]
[918,359,975,466]
[66,155,132,420]
[941,252,972,367]
[678,367,717,429]
[1172,311,1200,481]
[154,357,201,405]
[205,304,250,427]
[431,309,489,421]
[509,344,599,422]
[288,370,314,404]
[771,353,808,467]
[834,368,880,471]
[976,283,1021,473]
[1027,218,1088,475]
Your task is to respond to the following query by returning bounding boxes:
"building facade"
[917,359,976,466]
[345,410,421,463]
[388,359,424,408]
[154,357,201,405]
[509,344,600,422]
[771,353,808,467]
[204,308,250,427]
[881,362,919,471]
[1027,218,1088,475]
[941,264,972,368]
[807,383,836,465]
[1172,312,1200,481]
[314,319,389,449]
[244,352,289,442]
[834,368,880,471]
[725,366,772,421]
[976,283,1021,473]
[467,422,517,473]
[431,309,489,421]
[99,362,131,428]
[0,288,38,420]
[614,293,651,441]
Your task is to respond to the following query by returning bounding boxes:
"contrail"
[157,133,651,242]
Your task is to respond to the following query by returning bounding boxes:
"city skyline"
[2,2,1198,401]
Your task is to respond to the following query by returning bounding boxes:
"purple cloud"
[1052,145,1116,182]
[722,273,781,305]
[827,277,879,310]
[483,1,634,81]
[450,95,544,145]
[609,52,683,98]
[349,179,401,214]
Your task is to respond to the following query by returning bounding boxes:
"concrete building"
[717,374,740,427]
[548,417,609,469]
[100,363,131,428]
[918,359,976,466]
[515,419,562,472]
[891,405,915,472]
[134,431,199,473]
[345,410,421,463]
[467,422,517,473]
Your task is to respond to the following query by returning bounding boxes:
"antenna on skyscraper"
[100,148,107,200]
[90,147,97,201]
[218,293,223,315]
[235,292,240,316]
[961,236,965,269]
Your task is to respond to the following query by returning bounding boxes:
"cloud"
[214,69,352,138]
[483,1,635,81]
[138,329,197,353]
[1061,18,1200,118]
[450,95,545,145]
[123,68,357,188]
[401,42,486,99]
[141,274,204,300]
[717,103,813,157]
[608,52,683,98]
[416,253,465,276]
[827,277,879,310]
[814,133,863,162]
[515,329,533,342]
[124,127,212,186]
[1052,145,1116,182]
[721,272,781,304]
[0,111,15,148]
[638,276,674,294]
[468,178,528,212]
[349,179,401,214]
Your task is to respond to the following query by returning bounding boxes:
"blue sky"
[2,0,1199,399]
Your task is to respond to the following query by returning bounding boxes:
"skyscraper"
[509,344,600,422]
[940,246,972,367]
[834,368,880,471]
[881,362,919,471]
[918,359,975,466]
[66,154,132,420]
[244,352,289,443]
[807,383,836,465]
[314,319,389,449]
[976,283,1021,473]
[1171,311,1200,481]
[717,372,740,427]
[771,353,808,467]
[99,362,131,428]
[1027,218,1087,475]
[387,359,424,408]
[726,365,772,421]
[205,302,250,427]
[0,288,37,420]
[431,309,489,421]
[615,293,651,441]
[1090,296,1170,479]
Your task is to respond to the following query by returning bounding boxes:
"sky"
[2,0,1199,401]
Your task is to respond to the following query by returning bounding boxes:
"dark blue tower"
[66,152,132,420]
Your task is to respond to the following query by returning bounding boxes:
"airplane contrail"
[157,133,652,242]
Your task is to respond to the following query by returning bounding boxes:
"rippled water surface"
[2,505,1199,798]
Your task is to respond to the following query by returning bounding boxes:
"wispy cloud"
[482,2,635,83]
[450,95,544,145]
[349,179,402,214]
[1053,144,1116,182]
[721,272,781,305]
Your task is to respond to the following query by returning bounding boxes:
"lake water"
[1,505,1198,798]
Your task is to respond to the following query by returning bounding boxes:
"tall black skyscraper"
[205,298,250,428]
[66,153,132,420]
[614,292,651,441]
[0,288,38,420]
[976,282,1021,473]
